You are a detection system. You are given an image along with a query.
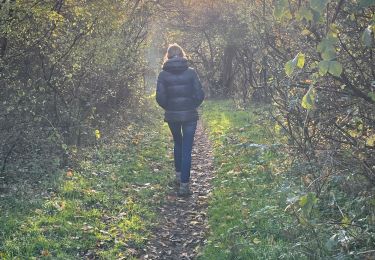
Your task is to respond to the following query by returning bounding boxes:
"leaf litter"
[140,121,214,259]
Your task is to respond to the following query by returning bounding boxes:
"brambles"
[0,0,156,176]
[164,0,374,257]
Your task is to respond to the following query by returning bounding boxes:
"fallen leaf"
[66,169,73,177]
[253,238,261,244]
[41,249,50,256]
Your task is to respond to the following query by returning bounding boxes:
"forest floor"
[0,99,292,259]
[140,121,214,259]
[0,105,176,259]
[2,100,373,259]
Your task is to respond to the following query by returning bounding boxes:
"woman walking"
[156,43,205,196]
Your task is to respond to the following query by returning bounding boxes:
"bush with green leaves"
[0,0,157,175]
[164,0,374,257]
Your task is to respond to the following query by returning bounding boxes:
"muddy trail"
[140,121,214,259]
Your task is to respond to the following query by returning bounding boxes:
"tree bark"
[222,44,236,96]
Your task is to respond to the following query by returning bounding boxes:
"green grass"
[200,100,304,259]
[200,100,375,259]
[0,101,174,259]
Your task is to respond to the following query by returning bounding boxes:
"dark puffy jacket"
[156,57,205,122]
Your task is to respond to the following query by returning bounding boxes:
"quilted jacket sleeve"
[156,72,167,109]
[192,70,205,107]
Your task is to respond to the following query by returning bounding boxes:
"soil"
[140,121,214,259]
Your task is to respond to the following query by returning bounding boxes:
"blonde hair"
[163,43,187,64]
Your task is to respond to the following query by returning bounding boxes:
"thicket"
[0,0,156,177]
[165,0,375,257]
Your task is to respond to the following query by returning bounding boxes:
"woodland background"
[0,0,374,258]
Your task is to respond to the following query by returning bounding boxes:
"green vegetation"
[0,100,173,259]
[1,0,374,258]
[201,100,374,259]
[0,0,157,175]
[164,1,375,258]
[200,100,295,259]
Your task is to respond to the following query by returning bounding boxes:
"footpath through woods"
[141,121,214,260]
[3,100,373,258]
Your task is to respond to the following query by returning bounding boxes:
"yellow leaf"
[301,29,311,35]
[301,87,316,110]
[341,215,350,228]
[274,124,282,134]
[366,134,375,146]
[95,129,101,139]
[296,52,305,69]
[348,129,359,138]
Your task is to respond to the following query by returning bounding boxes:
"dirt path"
[140,121,214,259]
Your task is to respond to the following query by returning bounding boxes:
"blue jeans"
[168,121,197,183]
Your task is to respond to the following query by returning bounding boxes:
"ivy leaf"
[317,37,336,53]
[318,60,342,76]
[328,61,342,77]
[321,49,336,60]
[301,86,316,110]
[318,60,330,76]
[362,26,373,47]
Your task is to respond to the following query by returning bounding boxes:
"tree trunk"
[222,44,236,96]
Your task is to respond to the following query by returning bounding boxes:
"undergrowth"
[0,98,173,259]
[200,100,374,259]
[199,100,298,259]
